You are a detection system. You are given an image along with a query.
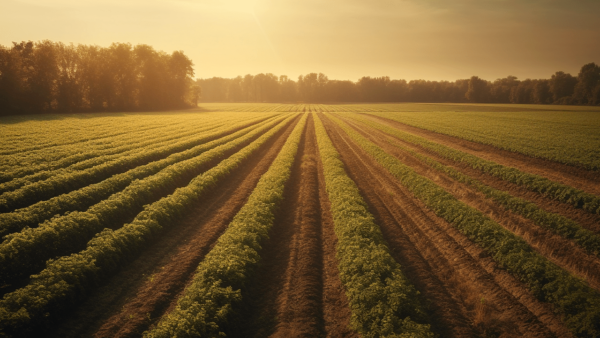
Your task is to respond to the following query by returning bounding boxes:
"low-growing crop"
[314,113,433,338]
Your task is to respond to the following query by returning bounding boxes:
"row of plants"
[0,114,236,190]
[0,114,190,157]
[0,115,293,286]
[0,115,281,238]
[384,135,600,258]
[314,114,433,338]
[0,115,275,213]
[0,113,300,337]
[330,114,600,337]
[349,114,600,215]
[144,114,308,338]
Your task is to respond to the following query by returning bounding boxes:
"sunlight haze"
[1,0,599,81]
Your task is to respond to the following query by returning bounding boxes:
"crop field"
[1,103,600,338]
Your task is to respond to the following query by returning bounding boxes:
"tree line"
[198,62,600,105]
[0,41,199,116]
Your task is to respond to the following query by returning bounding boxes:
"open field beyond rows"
[1,103,600,338]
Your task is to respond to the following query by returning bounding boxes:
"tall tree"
[573,63,600,105]
[465,76,490,103]
[549,71,577,104]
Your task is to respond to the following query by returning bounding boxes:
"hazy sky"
[1,0,599,81]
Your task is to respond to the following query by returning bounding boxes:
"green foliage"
[0,115,231,191]
[0,115,290,286]
[389,141,600,257]
[0,115,276,213]
[0,115,276,237]
[352,114,600,215]
[313,114,433,338]
[144,114,307,338]
[0,115,297,337]
[330,114,600,337]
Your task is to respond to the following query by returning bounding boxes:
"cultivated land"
[0,103,599,338]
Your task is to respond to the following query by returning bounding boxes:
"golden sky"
[1,0,599,81]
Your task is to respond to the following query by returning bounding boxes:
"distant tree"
[279,75,297,102]
[490,76,519,103]
[510,79,535,103]
[28,40,59,112]
[168,50,195,107]
[55,43,81,112]
[193,62,599,106]
[532,80,551,104]
[549,71,577,104]
[0,42,27,113]
[573,63,600,105]
[228,76,243,102]
[298,73,320,102]
[465,76,489,103]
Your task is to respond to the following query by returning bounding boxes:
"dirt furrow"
[322,114,571,338]
[230,115,356,338]
[357,116,600,234]
[47,116,300,338]
[361,114,600,196]
[342,116,600,291]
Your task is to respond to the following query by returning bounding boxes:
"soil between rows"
[361,114,600,196]
[48,115,300,338]
[227,114,356,338]
[340,115,600,292]
[321,113,571,338]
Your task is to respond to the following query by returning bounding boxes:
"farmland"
[1,103,600,338]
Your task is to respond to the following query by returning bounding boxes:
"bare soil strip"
[47,116,300,338]
[342,116,600,292]
[322,114,572,338]
[229,115,356,338]
[361,114,600,196]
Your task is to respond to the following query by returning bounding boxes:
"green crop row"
[0,114,299,337]
[0,115,275,213]
[386,137,600,258]
[314,114,433,338]
[348,114,600,215]
[0,115,281,239]
[0,115,187,157]
[0,115,292,287]
[329,114,600,337]
[0,115,208,183]
[0,115,235,191]
[144,114,307,338]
